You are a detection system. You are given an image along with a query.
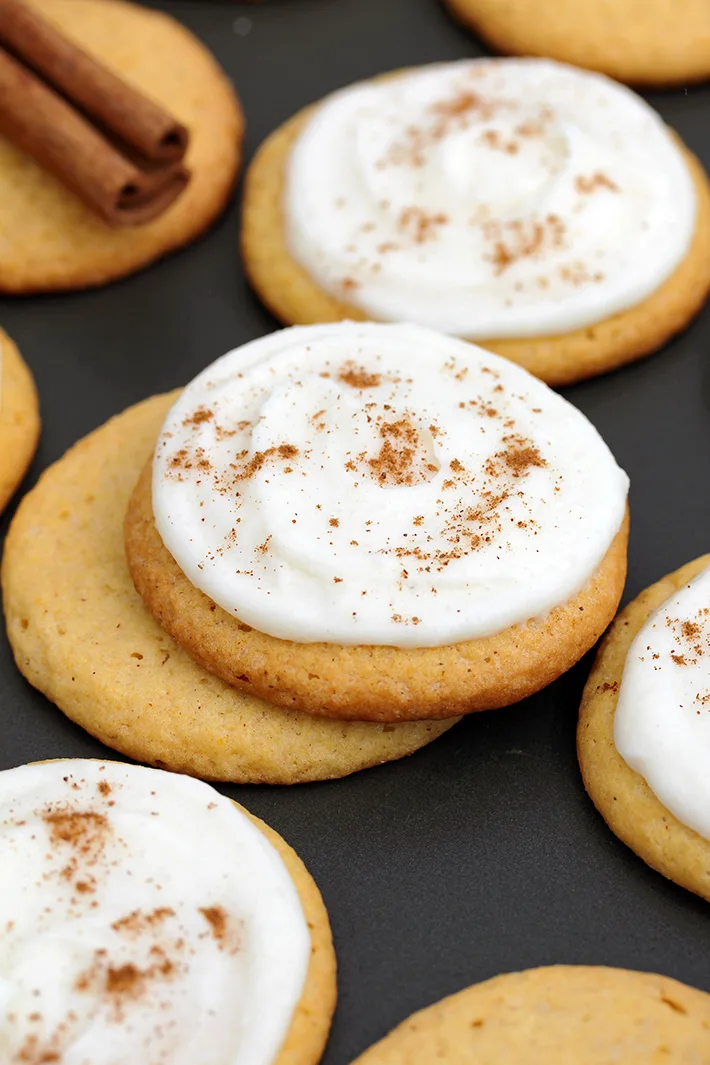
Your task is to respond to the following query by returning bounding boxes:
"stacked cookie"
[4,320,629,779]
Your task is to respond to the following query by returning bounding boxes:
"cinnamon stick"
[0,45,189,225]
[0,0,188,163]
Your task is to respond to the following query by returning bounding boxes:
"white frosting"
[152,322,628,647]
[0,760,310,1065]
[615,565,710,841]
[284,59,695,338]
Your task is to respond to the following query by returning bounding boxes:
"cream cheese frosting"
[283,59,696,339]
[0,759,310,1065]
[615,565,710,842]
[152,322,628,647]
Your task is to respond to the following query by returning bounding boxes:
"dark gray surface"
[2,1,710,1060]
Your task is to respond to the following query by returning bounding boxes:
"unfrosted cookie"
[443,0,710,88]
[0,758,336,1065]
[0,0,242,293]
[0,329,40,513]
[578,555,710,902]
[349,966,710,1064]
[242,60,710,387]
[125,322,629,723]
[1,392,456,783]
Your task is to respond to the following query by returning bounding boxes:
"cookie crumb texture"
[350,966,710,1063]
[578,554,710,902]
[0,330,40,513]
[443,0,710,88]
[0,393,456,783]
[0,0,243,293]
[242,96,710,387]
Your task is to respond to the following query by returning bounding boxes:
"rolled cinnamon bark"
[0,45,189,225]
[0,0,188,163]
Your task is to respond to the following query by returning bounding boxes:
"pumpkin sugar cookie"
[0,0,243,293]
[0,329,40,513]
[579,555,710,903]
[349,966,710,1064]
[1,392,456,784]
[0,758,336,1064]
[442,0,710,89]
[242,59,710,387]
[125,321,629,723]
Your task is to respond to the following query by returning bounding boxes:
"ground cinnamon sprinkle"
[111,907,175,935]
[182,406,214,428]
[42,809,108,850]
[574,171,619,194]
[398,206,449,244]
[337,363,382,389]
[199,906,228,946]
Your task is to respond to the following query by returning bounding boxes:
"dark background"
[2,0,710,1060]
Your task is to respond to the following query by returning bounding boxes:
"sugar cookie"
[443,0,710,88]
[349,966,710,1064]
[1,393,456,783]
[579,555,710,902]
[0,757,336,1065]
[0,0,243,293]
[242,60,710,386]
[126,322,629,722]
[0,328,40,513]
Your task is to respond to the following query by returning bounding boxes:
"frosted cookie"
[242,59,710,387]
[1,393,455,783]
[443,0,710,89]
[0,329,40,513]
[0,758,336,1064]
[579,555,710,902]
[125,321,629,722]
[349,966,710,1064]
[0,0,242,293]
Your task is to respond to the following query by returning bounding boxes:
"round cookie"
[0,329,40,513]
[1,757,336,1065]
[0,0,243,293]
[1,393,457,783]
[349,966,710,1063]
[578,555,710,903]
[442,0,710,89]
[241,73,710,388]
[126,459,628,724]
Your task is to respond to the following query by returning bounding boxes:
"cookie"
[0,328,40,513]
[0,0,243,293]
[1,392,456,783]
[0,757,336,1064]
[442,0,710,88]
[349,966,710,1063]
[578,555,710,902]
[242,60,710,387]
[125,322,629,722]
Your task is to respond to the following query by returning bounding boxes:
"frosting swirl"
[0,760,310,1065]
[284,59,695,338]
[615,565,710,841]
[153,323,628,647]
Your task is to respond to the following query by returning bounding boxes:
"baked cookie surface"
[442,0,710,88]
[578,555,710,902]
[0,758,336,1065]
[0,0,243,293]
[349,966,710,1063]
[1,393,456,783]
[0,329,40,513]
[127,457,628,723]
[242,68,710,387]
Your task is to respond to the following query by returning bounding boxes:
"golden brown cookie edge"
[578,554,710,903]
